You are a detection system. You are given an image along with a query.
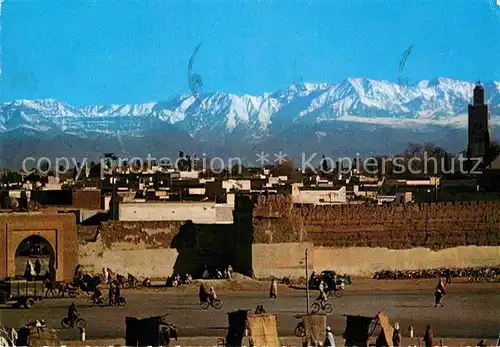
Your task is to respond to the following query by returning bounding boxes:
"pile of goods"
[373,266,500,282]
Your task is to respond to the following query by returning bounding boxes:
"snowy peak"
[0,78,499,138]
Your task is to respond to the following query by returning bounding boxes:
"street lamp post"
[305,248,310,314]
[111,169,117,221]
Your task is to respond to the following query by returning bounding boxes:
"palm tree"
[100,153,118,171]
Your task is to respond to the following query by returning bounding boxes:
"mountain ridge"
[1,78,498,136]
[0,77,498,168]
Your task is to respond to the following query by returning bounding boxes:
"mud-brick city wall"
[245,196,500,277]
[299,201,500,249]
[78,221,236,278]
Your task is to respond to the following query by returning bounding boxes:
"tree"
[395,142,456,177]
[121,160,128,172]
[272,159,294,177]
[402,142,424,158]
[320,155,330,173]
[40,161,50,173]
[101,153,118,171]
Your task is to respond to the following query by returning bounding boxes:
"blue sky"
[0,0,499,106]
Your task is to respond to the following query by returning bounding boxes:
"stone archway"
[0,214,78,282]
[15,235,56,279]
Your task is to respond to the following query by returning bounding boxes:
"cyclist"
[67,303,79,328]
[199,284,209,304]
[208,286,217,305]
[114,281,121,305]
[316,281,328,305]
[92,286,103,305]
[108,281,115,306]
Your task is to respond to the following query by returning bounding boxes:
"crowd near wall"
[78,221,235,278]
[77,195,500,279]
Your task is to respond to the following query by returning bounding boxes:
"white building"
[222,180,251,192]
[118,201,234,224]
[291,183,347,205]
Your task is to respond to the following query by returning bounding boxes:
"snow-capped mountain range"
[0,77,499,167]
[1,77,499,136]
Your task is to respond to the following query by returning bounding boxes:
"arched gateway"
[0,213,78,281]
[15,235,56,279]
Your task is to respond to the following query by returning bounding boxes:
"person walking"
[269,278,277,299]
[199,284,208,304]
[114,281,121,304]
[423,325,434,347]
[108,281,115,306]
[445,269,452,285]
[34,258,41,278]
[24,261,32,280]
[324,326,336,347]
[107,268,113,284]
[392,322,401,347]
[29,260,35,277]
[10,328,17,346]
[435,278,446,307]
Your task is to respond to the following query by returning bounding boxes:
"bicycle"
[113,296,127,306]
[88,296,126,307]
[200,298,223,310]
[88,296,108,307]
[327,287,343,298]
[310,300,333,314]
[61,317,86,329]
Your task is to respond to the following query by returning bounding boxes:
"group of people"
[90,280,122,305]
[201,264,233,280]
[374,322,438,347]
[63,265,448,347]
[23,258,42,280]
[169,273,192,287]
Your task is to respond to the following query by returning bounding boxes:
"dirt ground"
[61,336,499,347]
[1,278,499,343]
[132,275,500,294]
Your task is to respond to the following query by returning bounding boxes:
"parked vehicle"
[117,273,151,288]
[0,278,44,308]
[308,270,352,298]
